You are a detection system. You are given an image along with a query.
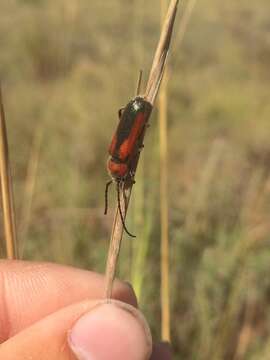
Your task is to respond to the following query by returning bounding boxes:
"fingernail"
[123,281,134,291]
[68,300,152,360]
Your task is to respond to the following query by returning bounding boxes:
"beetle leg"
[129,171,136,184]
[104,180,113,215]
[118,107,125,119]
[117,181,136,237]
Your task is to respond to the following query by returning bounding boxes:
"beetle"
[105,96,152,237]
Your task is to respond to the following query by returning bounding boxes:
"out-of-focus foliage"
[1,0,270,358]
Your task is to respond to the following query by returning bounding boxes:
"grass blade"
[19,125,43,258]
[159,70,171,341]
[104,0,180,299]
[145,0,179,105]
[0,86,18,259]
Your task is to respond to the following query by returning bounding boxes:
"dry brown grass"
[0,86,18,259]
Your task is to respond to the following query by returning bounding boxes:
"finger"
[0,260,137,342]
[0,299,152,360]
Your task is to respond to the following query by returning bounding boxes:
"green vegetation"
[1,0,270,358]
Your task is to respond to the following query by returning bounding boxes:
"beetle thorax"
[107,157,129,180]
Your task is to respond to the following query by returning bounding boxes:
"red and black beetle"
[105,96,152,237]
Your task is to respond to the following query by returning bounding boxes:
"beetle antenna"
[117,181,136,238]
[135,69,143,96]
[104,180,113,215]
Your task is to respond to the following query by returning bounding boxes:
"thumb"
[0,299,152,360]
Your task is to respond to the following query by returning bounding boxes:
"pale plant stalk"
[104,0,179,299]
[145,0,179,105]
[0,86,18,259]
[158,0,197,341]
[159,0,171,345]
[170,0,198,74]
[131,156,144,297]
[176,0,198,47]
[19,125,43,258]
[104,190,130,298]
[159,62,171,343]
[130,0,147,300]
[131,152,158,301]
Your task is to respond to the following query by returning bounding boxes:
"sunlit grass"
[1,0,270,358]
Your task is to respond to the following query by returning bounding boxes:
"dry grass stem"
[104,187,131,298]
[0,86,18,259]
[19,125,43,258]
[159,0,171,345]
[145,0,179,104]
[170,0,198,72]
[159,62,171,343]
[176,0,197,48]
[104,0,179,299]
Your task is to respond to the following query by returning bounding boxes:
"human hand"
[0,260,171,359]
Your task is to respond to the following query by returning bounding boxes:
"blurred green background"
[1,0,270,358]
